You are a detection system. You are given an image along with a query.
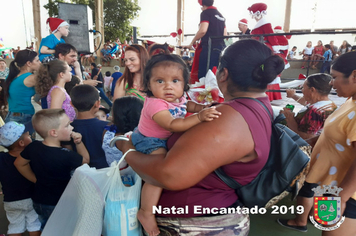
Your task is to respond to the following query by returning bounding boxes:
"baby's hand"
[71,132,83,145]
[198,106,221,122]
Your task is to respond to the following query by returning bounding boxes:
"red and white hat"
[238,18,248,25]
[274,26,284,33]
[248,3,267,19]
[46,17,69,33]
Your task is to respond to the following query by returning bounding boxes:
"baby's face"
[95,110,107,121]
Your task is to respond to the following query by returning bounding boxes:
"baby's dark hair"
[65,75,81,95]
[112,96,143,134]
[218,39,285,91]
[105,71,111,76]
[142,54,190,97]
[70,84,99,112]
[306,73,333,96]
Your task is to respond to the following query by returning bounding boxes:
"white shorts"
[3,198,41,234]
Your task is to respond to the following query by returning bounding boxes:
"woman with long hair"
[4,50,41,124]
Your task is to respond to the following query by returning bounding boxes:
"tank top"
[8,73,36,114]
[47,86,76,121]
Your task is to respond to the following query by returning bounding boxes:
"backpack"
[215,97,311,209]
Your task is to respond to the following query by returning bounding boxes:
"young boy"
[0,121,41,236]
[14,109,89,230]
[95,106,110,121]
[38,17,70,62]
[320,44,333,74]
[288,46,297,60]
[69,84,109,169]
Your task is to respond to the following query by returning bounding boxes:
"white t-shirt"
[304,46,314,55]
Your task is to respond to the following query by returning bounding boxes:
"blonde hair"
[32,109,66,138]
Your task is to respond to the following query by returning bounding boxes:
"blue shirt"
[111,71,123,97]
[323,49,333,62]
[38,34,65,62]
[8,73,36,114]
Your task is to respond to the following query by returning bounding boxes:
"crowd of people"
[1,1,356,236]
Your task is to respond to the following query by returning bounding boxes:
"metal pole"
[207,37,212,76]
[133,27,137,44]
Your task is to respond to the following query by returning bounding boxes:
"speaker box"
[58,3,94,54]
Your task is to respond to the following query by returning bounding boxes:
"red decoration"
[170,32,177,38]
[178,29,182,35]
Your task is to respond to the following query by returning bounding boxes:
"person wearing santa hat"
[273,26,290,69]
[38,18,70,62]
[187,0,227,80]
[238,18,250,35]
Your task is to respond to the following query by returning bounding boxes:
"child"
[69,84,109,169]
[103,71,113,99]
[0,121,41,236]
[14,109,89,230]
[320,44,333,74]
[38,18,69,62]
[288,46,297,60]
[95,105,110,121]
[131,54,221,236]
[64,75,81,95]
[36,60,76,121]
[102,96,143,166]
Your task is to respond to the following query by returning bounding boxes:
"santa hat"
[238,18,248,25]
[248,3,267,20]
[46,18,69,33]
[274,26,284,33]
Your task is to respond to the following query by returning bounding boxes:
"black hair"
[292,46,297,49]
[148,43,171,57]
[91,63,97,68]
[202,0,214,6]
[324,44,331,49]
[142,54,190,97]
[5,49,38,101]
[306,73,333,96]
[65,75,81,95]
[218,39,285,91]
[112,96,143,134]
[70,84,99,112]
[331,51,356,78]
[54,43,77,58]
[105,71,111,76]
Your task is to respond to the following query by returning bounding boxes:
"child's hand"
[71,132,83,145]
[197,106,221,122]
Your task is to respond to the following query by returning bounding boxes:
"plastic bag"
[103,157,142,236]
[42,164,113,236]
[187,69,224,105]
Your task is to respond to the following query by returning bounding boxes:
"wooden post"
[95,0,105,51]
[32,0,42,51]
[177,0,184,55]
[283,0,292,32]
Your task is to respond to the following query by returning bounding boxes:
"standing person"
[38,18,69,62]
[36,60,76,121]
[4,50,41,124]
[110,65,123,98]
[14,109,89,230]
[278,51,356,236]
[187,0,226,80]
[131,54,221,235]
[320,44,333,74]
[103,71,113,99]
[115,39,285,235]
[113,45,149,101]
[0,121,41,236]
[238,18,251,35]
[90,63,112,108]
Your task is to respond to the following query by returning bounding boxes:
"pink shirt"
[138,97,187,139]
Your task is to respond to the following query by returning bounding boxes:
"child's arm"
[14,156,37,183]
[153,107,221,133]
[49,88,66,109]
[186,100,208,113]
[40,46,55,55]
[73,61,83,80]
[71,132,90,164]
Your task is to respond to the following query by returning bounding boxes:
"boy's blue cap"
[0,121,33,147]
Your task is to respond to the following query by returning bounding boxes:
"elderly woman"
[4,50,41,124]
[281,73,337,140]
[278,52,356,235]
[116,39,285,235]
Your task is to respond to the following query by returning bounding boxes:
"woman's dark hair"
[331,51,356,78]
[142,54,190,97]
[306,73,332,96]
[36,60,67,97]
[112,96,143,133]
[117,44,149,90]
[218,39,285,91]
[5,49,38,101]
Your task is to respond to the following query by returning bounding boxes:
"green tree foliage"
[43,0,66,17]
